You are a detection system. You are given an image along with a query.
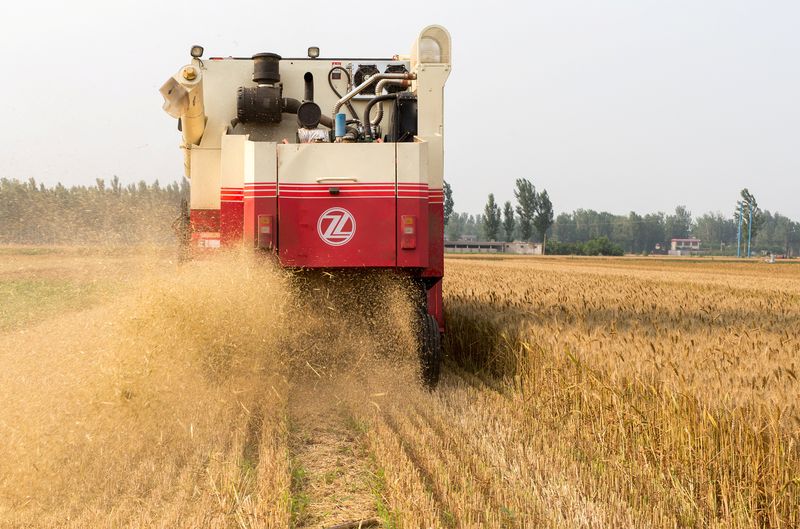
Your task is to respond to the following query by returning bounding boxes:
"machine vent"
[353,64,380,95]
[384,64,409,93]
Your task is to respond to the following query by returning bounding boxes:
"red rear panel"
[276,143,397,268]
[278,184,396,267]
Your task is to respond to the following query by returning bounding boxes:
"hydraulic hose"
[372,79,410,126]
[327,67,358,120]
[363,93,397,140]
[333,72,415,123]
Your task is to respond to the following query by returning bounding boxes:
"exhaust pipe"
[304,72,314,102]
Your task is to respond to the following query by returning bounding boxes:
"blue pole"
[736,202,743,258]
[747,205,753,258]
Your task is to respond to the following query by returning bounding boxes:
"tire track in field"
[287,381,379,529]
[283,362,595,529]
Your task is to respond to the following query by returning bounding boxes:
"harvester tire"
[420,314,442,389]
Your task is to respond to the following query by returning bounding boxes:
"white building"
[669,238,701,256]
[444,240,543,255]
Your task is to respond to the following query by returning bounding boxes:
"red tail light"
[401,215,417,249]
[257,215,274,249]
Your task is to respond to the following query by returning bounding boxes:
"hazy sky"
[1,0,797,217]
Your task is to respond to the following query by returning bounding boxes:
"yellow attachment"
[160,64,206,177]
[182,67,197,81]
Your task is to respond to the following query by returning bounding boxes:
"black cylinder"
[283,98,332,129]
[237,85,282,123]
[252,53,281,84]
[297,101,321,129]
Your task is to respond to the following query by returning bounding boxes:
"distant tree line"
[0,177,188,245]
[445,179,555,244]
[3,176,798,256]
[445,185,800,256]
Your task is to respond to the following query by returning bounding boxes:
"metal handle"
[315,177,359,183]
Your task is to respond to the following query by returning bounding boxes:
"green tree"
[483,194,501,241]
[514,178,537,241]
[533,190,554,243]
[628,211,644,253]
[502,201,515,242]
[641,212,666,254]
[694,212,737,254]
[444,211,464,241]
[665,205,692,241]
[582,236,624,256]
[443,180,454,226]
[735,188,764,247]
[553,212,576,243]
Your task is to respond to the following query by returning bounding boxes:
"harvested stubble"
[1,251,798,528]
[0,254,294,528]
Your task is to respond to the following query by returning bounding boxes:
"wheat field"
[0,249,797,528]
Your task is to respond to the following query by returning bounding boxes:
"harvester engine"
[160,26,451,386]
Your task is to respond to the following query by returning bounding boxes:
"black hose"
[327,67,358,120]
[363,94,397,140]
[282,98,301,113]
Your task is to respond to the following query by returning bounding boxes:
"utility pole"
[736,202,743,258]
[747,204,753,258]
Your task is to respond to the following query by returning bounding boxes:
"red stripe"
[279,189,396,193]
[280,195,395,200]
[280,192,395,198]
[279,184,395,190]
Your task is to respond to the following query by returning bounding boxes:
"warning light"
[400,215,417,249]
[257,215,274,250]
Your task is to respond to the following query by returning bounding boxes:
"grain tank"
[160,26,451,386]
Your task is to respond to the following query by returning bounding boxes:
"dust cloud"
[0,251,421,526]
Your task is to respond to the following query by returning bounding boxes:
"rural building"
[504,241,542,254]
[669,238,702,256]
[445,240,543,254]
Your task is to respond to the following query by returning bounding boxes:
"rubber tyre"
[419,314,442,389]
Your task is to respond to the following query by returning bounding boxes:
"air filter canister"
[252,53,281,84]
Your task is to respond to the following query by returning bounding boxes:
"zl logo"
[317,207,356,246]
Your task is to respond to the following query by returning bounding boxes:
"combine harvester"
[160,26,451,386]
